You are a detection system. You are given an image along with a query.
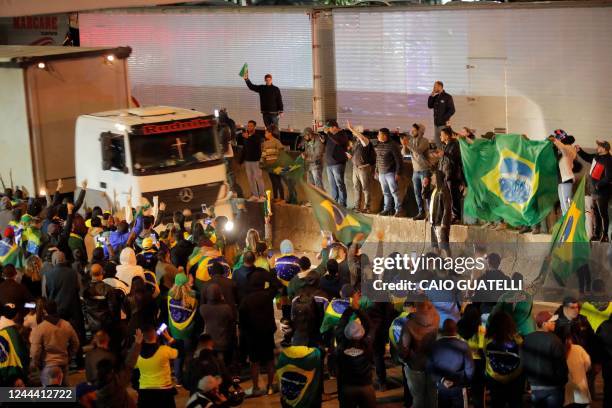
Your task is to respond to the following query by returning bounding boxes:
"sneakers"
[532,225,541,235]
[518,226,532,234]
[393,210,402,217]
[378,209,391,216]
[245,387,265,398]
[247,195,259,202]
[413,212,426,220]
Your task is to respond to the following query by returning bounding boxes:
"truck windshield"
[129,126,220,175]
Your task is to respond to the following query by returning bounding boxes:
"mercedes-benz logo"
[178,187,194,203]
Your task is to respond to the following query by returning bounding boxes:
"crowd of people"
[0,75,609,408]
[0,178,611,407]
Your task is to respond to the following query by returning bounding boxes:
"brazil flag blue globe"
[460,134,558,227]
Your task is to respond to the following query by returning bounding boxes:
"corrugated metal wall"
[80,9,313,129]
[333,7,612,144]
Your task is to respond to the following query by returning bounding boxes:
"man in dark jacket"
[241,120,267,202]
[522,311,568,408]
[346,122,375,213]
[427,170,452,258]
[170,229,195,270]
[0,264,33,311]
[244,71,283,129]
[576,140,612,241]
[427,81,455,146]
[239,270,279,396]
[427,319,474,408]
[597,314,612,408]
[373,128,403,216]
[200,262,238,317]
[399,300,440,408]
[83,264,112,333]
[322,120,350,207]
[233,251,256,304]
[438,128,463,222]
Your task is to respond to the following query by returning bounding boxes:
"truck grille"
[142,182,223,214]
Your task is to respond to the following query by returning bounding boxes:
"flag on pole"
[302,183,373,246]
[460,134,558,226]
[549,177,590,286]
[239,62,248,77]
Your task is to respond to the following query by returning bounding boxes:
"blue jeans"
[307,164,323,189]
[327,164,347,206]
[379,172,401,212]
[558,182,573,215]
[531,386,564,408]
[262,112,279,129]
[412,170,429,214]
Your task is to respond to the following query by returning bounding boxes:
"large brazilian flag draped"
[0,326,28,382]
[459,134,558,226]
[549,177,590,286]
[276,346,322,408]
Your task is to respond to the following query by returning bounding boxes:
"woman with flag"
[167,272,198,387]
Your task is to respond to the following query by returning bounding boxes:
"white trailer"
[0,45,131,195]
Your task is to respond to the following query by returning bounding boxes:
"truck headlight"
[224,220,234,232]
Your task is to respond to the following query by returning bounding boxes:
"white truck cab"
[75,106,232,220]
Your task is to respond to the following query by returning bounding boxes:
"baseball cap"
[535,311,558,328]
[174,272,189,286]
[562,296,578,306]
[141,237,154,250]
[301,127,314,137]
[597,140,611,151]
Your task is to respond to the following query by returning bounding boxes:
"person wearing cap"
[401,123,432,220]
[335,294,376,407]
[167,272,198,385]
[136,236,158,272]
[301,127,325,190]
[0,264,33,312]
[549,129,578,214]
[555,296,595,353]
[522,310,568,408]
[576,139,612,241]
[0,226,25,269]
[321,120,350,207]
[243,70,284,129]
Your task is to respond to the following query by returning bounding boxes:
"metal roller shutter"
[333,5,612,146]
[80,8,313,130]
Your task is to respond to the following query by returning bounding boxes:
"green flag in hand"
[239,62,248,77]
[303,183,372,245]
[459,134,558,226]
[263,150,305,180]
[549,177,590,286]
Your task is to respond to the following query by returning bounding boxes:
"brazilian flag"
[549,177,590,286]
[263,151,305,179]
[0,326,28,382]
[22,227,41,256]
[0,240,24,268]
[187,248,231,292]
[460,134,557,226]
[303,184,372,245]
[276,346,322,408]
[320,299,350,333]
[167,297,197,341]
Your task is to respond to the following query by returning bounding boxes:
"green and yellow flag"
[263,151,305,179]
[0,241,24,268]
[303,184,372,245]
[0,326,28,381]
[460,134,558,226]
[276,346,322,408]
[239,62,248,77]
[549,177,590,286]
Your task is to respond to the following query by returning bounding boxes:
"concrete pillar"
[310,9,337,131]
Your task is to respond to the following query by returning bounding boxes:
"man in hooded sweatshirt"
[399,299,440,408]
[30,299,80,386]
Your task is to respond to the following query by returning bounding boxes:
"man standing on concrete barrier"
[301,127,325,190]
[322,120,349,207]
[244,70,284,129]
[427,81,455,146]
